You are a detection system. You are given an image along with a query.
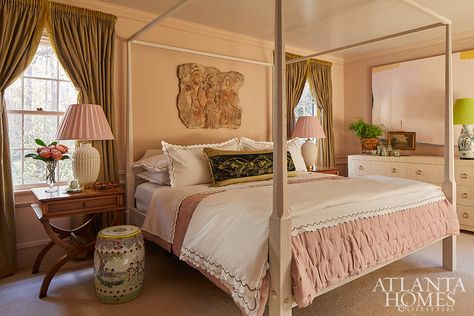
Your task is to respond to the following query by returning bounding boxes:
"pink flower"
[56,144,68,154]
[50,149,63,160]
[39,148,51,159]
[37,146,45,154]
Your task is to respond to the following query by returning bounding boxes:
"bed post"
[442,22,456,272]
[126,41,134,224]
[269,0,292,315]
[125,0,189,224]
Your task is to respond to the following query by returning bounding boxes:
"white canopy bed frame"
[125,0,457,315]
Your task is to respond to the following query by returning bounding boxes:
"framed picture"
[388,131,416,150]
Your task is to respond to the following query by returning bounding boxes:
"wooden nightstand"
[31,187,125,298]
[310,167,339,175]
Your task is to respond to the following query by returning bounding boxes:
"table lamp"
[291,116,326,170]
[454,98,474,159]
[56,104,114,187]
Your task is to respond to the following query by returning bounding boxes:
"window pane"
[23,152,47,185]
[58,157,74,182]
[23,115,57,149]
[58,81,77,112]
[58,63,70,81]
[10,150,22,185]
[4,79,23,110]
[7,114,22,149]
[24,78,58,111]
[58,140,75,182]
[8,39,77,189]
[24,45,58,79]
[294,82,316,122]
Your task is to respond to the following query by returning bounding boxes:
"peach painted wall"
[128,28,273,161]
[14,0,346,269]
[372,54,470,146]
[344,38,474,157]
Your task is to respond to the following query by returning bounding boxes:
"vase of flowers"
[25,139,70,193]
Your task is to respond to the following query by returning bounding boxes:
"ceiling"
[101,0,474,59]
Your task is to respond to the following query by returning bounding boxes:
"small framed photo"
[388,131,416,150]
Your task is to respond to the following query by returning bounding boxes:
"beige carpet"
[1,233,473,316]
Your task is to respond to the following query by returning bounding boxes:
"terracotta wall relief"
[177,63,244,129]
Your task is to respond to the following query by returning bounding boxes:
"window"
[5,38,78,189]
[294,81,316,121]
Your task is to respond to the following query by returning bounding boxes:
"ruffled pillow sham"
[137,171,170,186]
[240,137,307,172]
[133,154,168,172]
[162,138,240,187]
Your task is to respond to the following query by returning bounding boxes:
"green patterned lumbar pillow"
[203,148,297,187]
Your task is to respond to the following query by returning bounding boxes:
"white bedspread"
[179,175,445,315]
[141,174,326,243]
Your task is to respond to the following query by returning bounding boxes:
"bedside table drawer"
[47,195,121,214]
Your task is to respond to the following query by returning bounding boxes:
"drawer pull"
[416,170,423,175]
[462,193,469,199]
[461,173,468,179]
[82,202,88,207]
[358,165,364,171]
[392,168,397,173]
[463,212,470,219]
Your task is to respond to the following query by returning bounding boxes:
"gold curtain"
[286,53,308,137]
[307,60,335,168]
[0,0,47,278]
[46,3,119,227]
[46,2,118,184]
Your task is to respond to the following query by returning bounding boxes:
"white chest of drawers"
[348,154,474,232]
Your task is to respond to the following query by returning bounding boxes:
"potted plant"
[348,119,384,152]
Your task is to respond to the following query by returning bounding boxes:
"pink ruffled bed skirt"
[145,195,459,315]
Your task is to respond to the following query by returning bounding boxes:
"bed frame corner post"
[126,40,135,224]
[442,235,456,271]
[442,22,456,272]
[269,0,292,315]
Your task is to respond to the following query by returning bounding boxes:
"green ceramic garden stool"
[94,225,145,304]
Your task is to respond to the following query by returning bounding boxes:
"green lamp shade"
[454,98,474,124]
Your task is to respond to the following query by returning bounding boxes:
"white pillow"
[134,154,168,172]
[240,137,307,172]
[162,138,240,187]
[137,171,170,185]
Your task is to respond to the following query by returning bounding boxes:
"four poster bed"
[125,1,459,315]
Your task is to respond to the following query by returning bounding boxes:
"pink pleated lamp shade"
[56,104,114,140]
[291,116,326,139]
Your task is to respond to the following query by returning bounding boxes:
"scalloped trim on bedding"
[291,190,446,235]
[180,246,269,316]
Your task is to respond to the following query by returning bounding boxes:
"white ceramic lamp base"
[73,143,100,187]
[301,139,318,171]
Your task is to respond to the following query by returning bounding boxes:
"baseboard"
[16,240,66,270]
[16,239,51,250]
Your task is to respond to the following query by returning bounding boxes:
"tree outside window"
[294,81,317,121]
[5,38,77,189]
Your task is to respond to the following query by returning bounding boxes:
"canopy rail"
[403,0,451,25]
[286,22,444,64]
[128,0,189,42]
[131,40,273,67]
